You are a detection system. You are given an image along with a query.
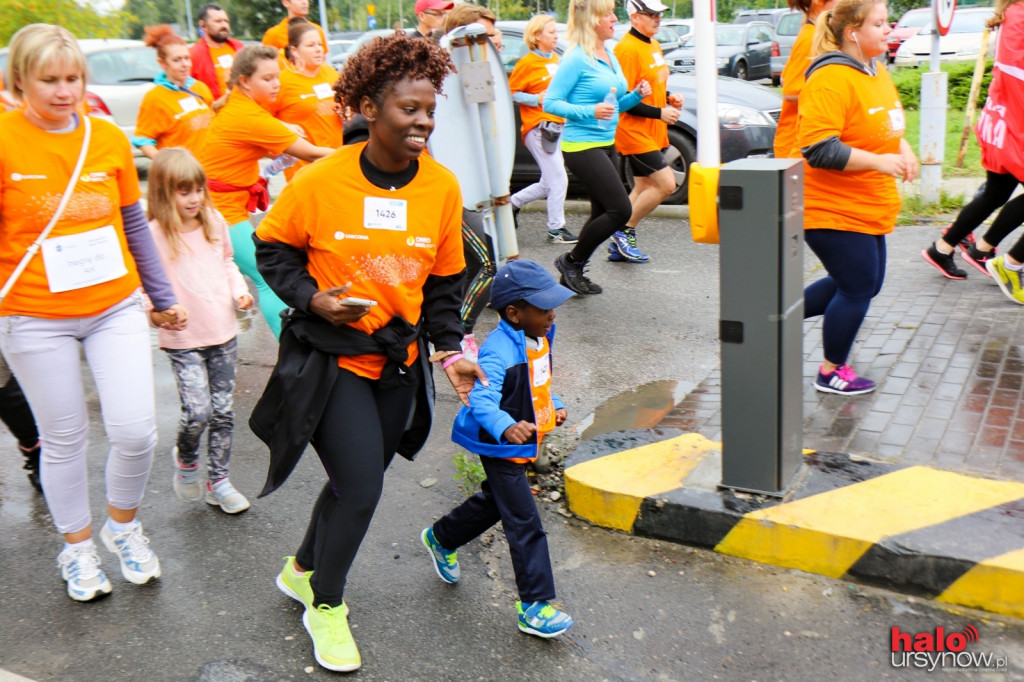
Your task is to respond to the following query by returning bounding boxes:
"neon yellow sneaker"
[987,255,1024,304]
[303,602,361,672]
[275,556,313,610]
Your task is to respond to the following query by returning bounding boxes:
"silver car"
[771,10,805,87]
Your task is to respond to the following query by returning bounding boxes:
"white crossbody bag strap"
[0,115,93,304]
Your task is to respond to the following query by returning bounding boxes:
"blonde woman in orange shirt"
[133,25,213,159]
[201,45,334,338]
[271,19,343,181]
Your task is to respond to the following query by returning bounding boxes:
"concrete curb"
[564,429,1024,620]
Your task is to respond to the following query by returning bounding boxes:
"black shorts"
[625,149,669,177]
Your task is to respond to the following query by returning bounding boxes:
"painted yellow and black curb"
[564,431,1024,620]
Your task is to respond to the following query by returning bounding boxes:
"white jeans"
[511,127,568,231]
[0,293,157,534]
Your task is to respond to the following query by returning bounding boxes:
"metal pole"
[318,0,330,32]
[919,0,947,204]
[184,0,195,40]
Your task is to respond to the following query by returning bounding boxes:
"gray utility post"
[718,158,804,496]
[919,59,948,204]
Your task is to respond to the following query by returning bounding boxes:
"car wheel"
[771,74,781,87]
[621,129,695,205]
[733,61,748,81]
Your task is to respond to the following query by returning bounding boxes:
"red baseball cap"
[415,0,454,13]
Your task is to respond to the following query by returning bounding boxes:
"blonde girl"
[146,148,253,514]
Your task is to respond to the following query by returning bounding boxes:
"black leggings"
[461,209,496,336]
[563,145,632,263]
[941,170,1024,253]
[295,364,419,608]
[0,376,39,450]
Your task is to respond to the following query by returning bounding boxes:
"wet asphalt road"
[2,211,1024,681]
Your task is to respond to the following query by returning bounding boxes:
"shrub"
[893,61,993,110]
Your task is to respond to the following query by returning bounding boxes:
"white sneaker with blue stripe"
[58,543,112,602]
[100,520,162,585]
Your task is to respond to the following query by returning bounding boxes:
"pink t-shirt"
[146,208,248,349]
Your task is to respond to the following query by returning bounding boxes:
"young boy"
[421,259,575,638]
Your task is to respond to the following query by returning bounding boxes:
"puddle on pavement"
[577,380,689,442]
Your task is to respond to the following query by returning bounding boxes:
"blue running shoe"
[421,527,460,584]
[516,600,574,638]
[609,229,649,263]
[607,241,625,261]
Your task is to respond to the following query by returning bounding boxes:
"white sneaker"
[100,520,162,585]
[172,446,203,502]
[57,543,112,602]
[205,479,250,514]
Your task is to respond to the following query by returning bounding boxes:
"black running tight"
[941,170,1023,249]
[562,145,632,263]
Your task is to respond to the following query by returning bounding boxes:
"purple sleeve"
[120,202,177,310]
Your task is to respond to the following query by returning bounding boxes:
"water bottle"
[260,153,298,179]
[597,88,617,130]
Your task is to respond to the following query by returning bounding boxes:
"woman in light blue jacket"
[543,0,650,295]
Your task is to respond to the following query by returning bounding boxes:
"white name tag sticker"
[217,54,234,68]
[652,52,665,66]
[888,108,905,131]
[532,355,550,387]
[41,225,129,293]
[178,96,202,113]
[545,63,558,76]
[313,82,333,100]
[363,197,408,231]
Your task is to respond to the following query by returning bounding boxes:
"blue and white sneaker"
[100,520,162,585]
[57,543,112,602]
[608,229,650,263]
[516,600,574,638]
[420,527,460,584]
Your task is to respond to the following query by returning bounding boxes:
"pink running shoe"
[460,335,480,362]
[814,364,875,395]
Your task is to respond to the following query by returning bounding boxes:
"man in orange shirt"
[611,0,683,263]
[189,4,244,99]
[262,0,328,53]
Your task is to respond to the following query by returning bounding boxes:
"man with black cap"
[409,0,454,39]
[419,259,576,639]
[610,0,684,264]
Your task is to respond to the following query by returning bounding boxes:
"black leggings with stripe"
[461,209,495,335]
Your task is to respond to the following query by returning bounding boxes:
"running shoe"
[547,227,578,244]
[57,543,112,602]
[941,225,976,254]
[987,256,1024,305]
[608,229,650,263]
[460,334,480,363]
[172,446,203,502]
[205,478,251,514]
[421,527,460,584]
[303,602,361,672]
[276,555,314,610]
[962,244,995,278]
[516,600,574,638]
[100,520,162,585]
[554,253,602,295]
[921,245,967,280]
[814,364,876,396]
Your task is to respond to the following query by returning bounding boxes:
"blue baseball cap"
[490,260,575,310]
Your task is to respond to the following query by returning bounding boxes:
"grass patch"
[897,190,966,225]
[452,451,486,497]
[902,108,984,178]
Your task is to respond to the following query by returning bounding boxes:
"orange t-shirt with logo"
[797,63,904,235]
[271,65,342,179]
[774,22,814,159]
[0,112,142,318]
[255,142,465,380]
[200,90,298,225]
[208,43,236,96]
[507,51,564,142]
[263,18,328,68]
[614,31,670,156]
[134,80,213,154]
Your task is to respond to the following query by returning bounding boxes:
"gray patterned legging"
[165,337,237,483]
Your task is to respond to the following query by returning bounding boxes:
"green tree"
[123,0,183,39]
[1,0,129,45]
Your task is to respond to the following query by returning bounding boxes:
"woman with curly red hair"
[252,33,484,672]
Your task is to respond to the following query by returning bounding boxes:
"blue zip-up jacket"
[452,319,565,459]
[542,44,643,145]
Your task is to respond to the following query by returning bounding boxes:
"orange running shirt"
[262,18,328,53]
[255,142,465,380]
[774,21,814,159]
[208,43,236,96]
[507,51,564,142]
[797,62,905,235]
[134,80,213,154]
[200,90,298,225]
[271,65,342,178]
[614,30,670,156]
[0,112,142,318]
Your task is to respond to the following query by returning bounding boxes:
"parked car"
[894,7,995,67]
[327,38,358,69]
[610,23,683,53]
[665,22,776,81]
[770,10,804,86]
[77,40,160,153]
[887,7,932,62]
[660,17,694,39]
[733,7,794,27]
